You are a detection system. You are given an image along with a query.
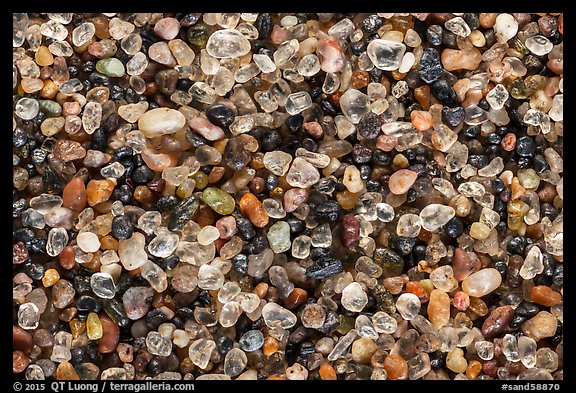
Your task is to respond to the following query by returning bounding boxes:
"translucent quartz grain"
[462,268,502,297]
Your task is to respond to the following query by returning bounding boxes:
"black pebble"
[111,215,134,240]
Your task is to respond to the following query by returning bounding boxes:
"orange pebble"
[62,177,87,212]
[239,193,269,228]
[383,354,408,380]
[530,285,562,307]
[466,360,483,380]
[86,179,115,206]
[410,110,432,131]
[414,85,431,109]
[42,269,60,287]
[262,337,279,356]
[405,281,429,303]
[100,235,118,250]
[284,288,308,310]
[319,364,337,380]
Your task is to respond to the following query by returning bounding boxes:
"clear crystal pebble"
[544,147,563,174]
[197,225,220,246]
[100,368,127,380]
[475,340,494,360]
[50,331,72,362]
[328,329,358,361]
[72,22,95,47]
[40,20,68,40]
[311,223,332,247]
[458,181,485,198]
[445,17,471,37]
[46,227,68,257]
[100,162,126,178]
[341,282,368,312]
[286,157,319,188]
[206,28,251,58]
[253,53,276,73]
[494,13,518,43]
[478,157,504,177]
[22,208,45,229]
[263,151,292,176]
[355,314,379,339]
[146,331,172,357]
[25,364,45,380]
[376,202,395,222]
[269,266,294,299]
[217,282,241,304]
[123,287,154,320]
[549,94,563,122]
[419,204,455,231]
[518,336,537,368]
[137,211,162,235]
[235,292,260,314]
[480,207,501,230]
[516,368,554,380]
[76,231,100,253]
[219,301,242,327]
[429,265,458,292]
[263,198,286,219]
[262,302,297,329]
[525,35,554,56]
[49,41,73,57]
[297,54,321,77]
[15,98,39,120]
[396,293,421,320]
[58,79,83,94]
[140,260,168,292]
[118,232,148,270]
[323,72,340,94]
[446,142,469,173]
[273,39,299,67]
[371,311,397,334]
[519,245,544,280]
[224,348,248,377]
[367,39,406,71]
[486,84,509,110]
[396,213,422,237]
[121,33,143,55]
[126,52,148,75]
[291,235,311,259]
[82,102,102,135]
[502,333,520,362]
[18,302,40,330]
[13,13,29,47]
[90,272,116,299]
[197,264,225,290]
[339,88,370,124]
[285,91,312,115]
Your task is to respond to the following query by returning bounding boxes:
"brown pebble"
[98,313,120,353]
[62,177,87,212]
[388,169,418,195]
[452,248,481,281]
[13,241,29,265]
[481,305,515,338]
[13,351,29,374]
[501,133,517,151]
[13,326,33,354]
